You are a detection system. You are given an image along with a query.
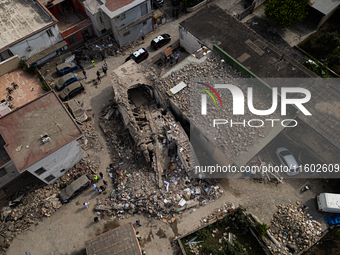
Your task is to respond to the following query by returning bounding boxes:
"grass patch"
[180,207,265,255]
[299,7,340,74]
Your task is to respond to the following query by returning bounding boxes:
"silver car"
[275,147,300,176]
[66,99,88,123]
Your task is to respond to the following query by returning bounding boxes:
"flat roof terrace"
[0,0,55,50]
[0,69,46,109]
[179,4,316,79]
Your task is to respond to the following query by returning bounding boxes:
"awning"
[153,10,164,19]
[26,40,67,66]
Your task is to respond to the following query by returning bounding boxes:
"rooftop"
[0,91,82,172]
[105,0,134,12]
[55,11,88,33]
[179,4,340,151]
[0,0,55,50]
[309,0,340,15]
[0,69,46,109]
[100,0,146,18]
[85,222,142,255]
[179,4,316,78]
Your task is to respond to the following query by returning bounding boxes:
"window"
[143,20,147,26]
[34,167,47,176]
[68,35,78,45]
[60,169,66,173]
[121,13,126,20]
[46,29,54,37]
[45,174,55,182]
[99,16,103,23]
[141,3,147,16]
[0,167,7,178]
[123,31,130,37]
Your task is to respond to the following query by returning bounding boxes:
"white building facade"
[82,0,153,47]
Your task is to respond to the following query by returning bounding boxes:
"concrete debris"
[0,155,99,249]
[93,102,223,223]
[268,204,322,254]
[200,203,235,225]
[146,53,283,159]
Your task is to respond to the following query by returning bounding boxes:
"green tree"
[255,222,268,238]
[265,0,309,27]
[316,32,340,53]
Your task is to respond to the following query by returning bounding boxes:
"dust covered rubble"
[268,204,322,254]
[149,53,282,158]
[96,103,223,223]
[0,156,99,251]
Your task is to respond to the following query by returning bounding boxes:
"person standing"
[101,51,105,61]
[94,217,99,223]
[82,69,87,79]
[142,36,145,43]
[97,76,101,84]
[90,55,96,67]
[83,202,89,209]
[96,70,100,78]
[92,184,97,190]
[136,220,142,227]
[94,175,98,182]
[97,189,102,194]
[102,66,107,76]
[175,53,179,64]
[103,180,108,186]
[104,60,108,70]
[99,172,104,179]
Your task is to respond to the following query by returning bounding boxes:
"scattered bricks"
[268,204,322,254]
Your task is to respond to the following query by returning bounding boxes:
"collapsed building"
[110,60,198,188]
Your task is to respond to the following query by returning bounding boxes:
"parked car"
[125,48,149,64]
[151,34,171,50]
[275,147,300,176]
[66,99,88,123]
[317,193,340,213]
[59,175,90,203]
[153,0,163,8]
[59,81,84,101]
[56,73,78,90]
[56,62,77,76]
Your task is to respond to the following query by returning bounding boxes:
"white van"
[317,193,340,213]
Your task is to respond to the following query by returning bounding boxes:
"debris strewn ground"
[268,204,323,254]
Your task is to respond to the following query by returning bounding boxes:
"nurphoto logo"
[198,83,312,128]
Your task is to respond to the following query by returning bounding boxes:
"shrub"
[301,58,330,78]
[255,222,268,238]
[265,0,309,28]
[19,60,36,75]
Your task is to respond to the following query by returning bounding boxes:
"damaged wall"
[25,139,86,184]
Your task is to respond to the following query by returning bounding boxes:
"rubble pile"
[0,155,99,249]
[268,204,322,254]
[81,123,103,152]
[148,53,283,159]
[97,104,223,223]
[200,202,235,225]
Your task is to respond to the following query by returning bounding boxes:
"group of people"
[166,52,180,66]
[74,51,109,83]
